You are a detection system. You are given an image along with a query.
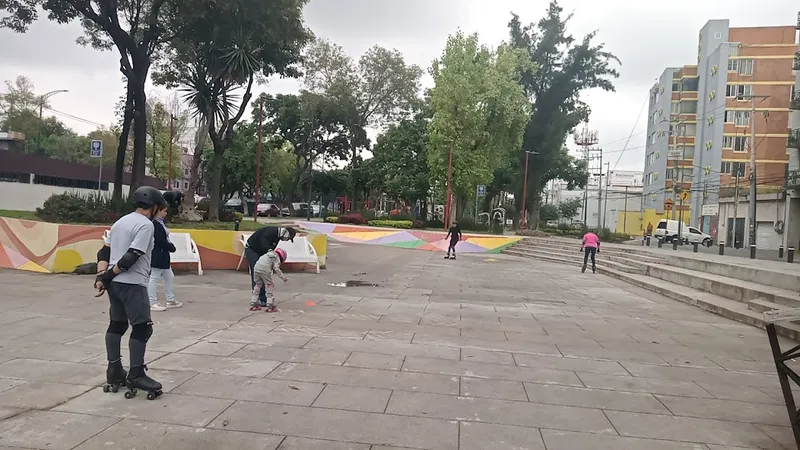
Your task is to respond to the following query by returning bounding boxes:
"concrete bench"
[236,233,319,273]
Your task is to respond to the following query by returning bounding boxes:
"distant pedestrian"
[580,229,600,274]
[148,205,181,312]
[444,220,462,260]
[646,222,653,236]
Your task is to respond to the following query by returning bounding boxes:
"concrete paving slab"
[459,421,545,450]
[460,377,528,401]
[343,351,404,371]
[0,410,119,449]
[229,344,351,365]
[73,419,284,450]
[522,383,672,414]
[276,437,370,449]
[540,429,710,450]
[386,390,616,434]
[401,356,583,386]
[0,381,92,410]
[149,353,281,377]
[656,394,790,426]
[173,373,324,405]
[312,384,391,413]
[209,401,458,449]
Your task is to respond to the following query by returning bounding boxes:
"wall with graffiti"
[0,218,327,274]
[298,221,522,253]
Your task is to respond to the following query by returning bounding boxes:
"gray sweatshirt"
[253,250,285,280]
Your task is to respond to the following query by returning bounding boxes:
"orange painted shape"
[305,300,316,306]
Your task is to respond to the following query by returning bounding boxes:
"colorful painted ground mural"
[0,218,327,274]
[298,221,521,253]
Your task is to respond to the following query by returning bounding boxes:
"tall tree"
[260,92,352,211]
[558,197,582,223]
[427,31,531,223]
[144,94,188,183]
[508,2,619,226]
[1,0,177,198]
[303,39,423,208]
[153,0,312,220]
[371,112,430,213]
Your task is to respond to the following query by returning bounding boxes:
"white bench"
[170,232,203,275]
[236,233,319,273]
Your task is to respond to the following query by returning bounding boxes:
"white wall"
[717,193,786,250]
[0,181,129,211]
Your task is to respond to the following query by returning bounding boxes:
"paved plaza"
[0,242,796,449]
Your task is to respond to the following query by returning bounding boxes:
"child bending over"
[250,248,288,312]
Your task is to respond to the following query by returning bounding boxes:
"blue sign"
[90,140,103,158]
[477,184,486,197]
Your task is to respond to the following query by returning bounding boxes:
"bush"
[412,220,425,229]
[368,220,412,229]
[456,217,488,232]
[425,219,444,229]
[36,192,123,224]
[338,213,368,225]
[387,212,416,222]
[324,216,339,223]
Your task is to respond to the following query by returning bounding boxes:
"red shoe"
[249,304,262,311]
[265,305,278,313]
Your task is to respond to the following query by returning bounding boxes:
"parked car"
[256,203,281,217]
[654,219,712,246]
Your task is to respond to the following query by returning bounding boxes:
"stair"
[504,237,800,340]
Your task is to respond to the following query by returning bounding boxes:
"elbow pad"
[97,245,111,263]
[117,248,145,271]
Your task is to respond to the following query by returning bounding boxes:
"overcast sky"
[1,0,797,171]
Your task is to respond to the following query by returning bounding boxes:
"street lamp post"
[444,140,454,229]
[167,115,176,190]
[519,150,539,232]
[35,89,68,154]
[254,95,264,222]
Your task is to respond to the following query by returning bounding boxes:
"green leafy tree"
[1,0,178,202]
[427,31,531,224]
[260,92,352,212]
[302,39,423,208]
[539,204,559,222]
[557,197,583,223]
[153,0,312,220]
[371,112,430,213]
[144,95,188,183]
[508,2,619,225]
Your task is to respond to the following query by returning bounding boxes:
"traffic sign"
[90,140,103,158]
[681,191,689,201]
[477,185,486,197]
[663,198,674,211]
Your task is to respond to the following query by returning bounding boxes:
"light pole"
[254,95,264,222]
[519,150,539,231]
[444,140,454,229]
[35,89,68,154]
[167,115,176,189]
[737,94,770,249]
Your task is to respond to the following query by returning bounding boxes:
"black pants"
[245,247,267,304]
[447,240,458,254]
[583,247,597,269]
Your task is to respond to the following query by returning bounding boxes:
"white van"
[654,219,713,246]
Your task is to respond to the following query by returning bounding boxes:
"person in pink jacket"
[580,230,600,273]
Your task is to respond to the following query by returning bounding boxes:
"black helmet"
[133,186,167,209]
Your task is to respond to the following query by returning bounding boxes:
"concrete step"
[747,299,784,314]
[515,240,656,261]
[646,264,800,309]
[603,267,800,342]
[503,247,646,275]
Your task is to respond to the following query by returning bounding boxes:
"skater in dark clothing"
[245,226,296,306]
[95,186,166,399]
[580,229,600,273]
[444,221,462,259]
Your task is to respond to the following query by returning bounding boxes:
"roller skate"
[102,359,127,393]
[249,303,262,311]
[444,253,451,259]
[264,304,277,313]
[581,264,587,273]
[592,266,596,274]
[450,254,456,260]
[124,365,163,400]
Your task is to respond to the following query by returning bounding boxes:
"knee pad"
[107,320,128,336]
[130,321,153,342]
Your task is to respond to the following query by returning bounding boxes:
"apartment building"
[643,19,798,244]
[783,14,800,250]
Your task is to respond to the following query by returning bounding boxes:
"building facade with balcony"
[783,13,800,251]
[644,19,798,246]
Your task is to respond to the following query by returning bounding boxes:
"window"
[680,101,698,114]
[738,59,754,75]
[0,172,30,183]
[671,102,680,114]
[732,162,746,176]
[722,136,748,152]
[727,59,739,71]
[725,84,752,98]
[681,77,699,91]
[183,168,189,176]
[672,82,679,91]
[666,168,675,180]
[183,181,189,189]
[725,111,750,126]
[728,43,740,57]
[713,32,722,39]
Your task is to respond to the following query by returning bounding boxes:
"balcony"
[792,92,800,111]
[794,51,800,71]
[790,129,800,150]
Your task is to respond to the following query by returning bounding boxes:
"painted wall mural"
[298,221,522,253]
[0,218,328,274]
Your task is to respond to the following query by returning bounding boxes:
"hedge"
[368,220,412,229]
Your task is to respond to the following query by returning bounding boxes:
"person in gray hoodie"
[249,248,289,312]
